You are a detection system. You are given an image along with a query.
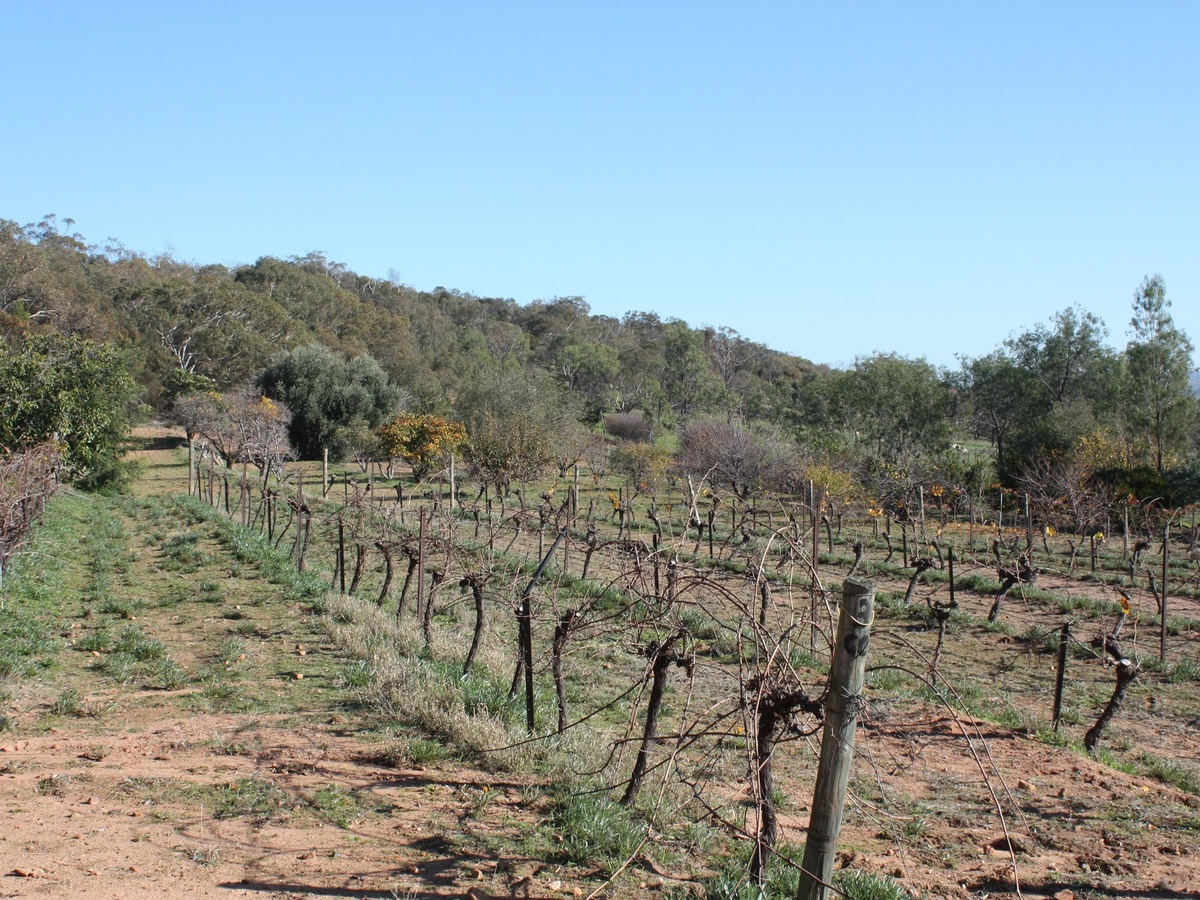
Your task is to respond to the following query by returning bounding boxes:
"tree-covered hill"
[2,213,1197,506]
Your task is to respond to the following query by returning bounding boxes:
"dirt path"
[0,428,566,900]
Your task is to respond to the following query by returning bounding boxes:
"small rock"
[548,880,562,890]
[293,672,304,680]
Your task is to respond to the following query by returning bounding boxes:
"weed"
[678,609,722,641]
[35,774,72,796]
[114,625,166,660]
[75,629,114,652]
[1139,753,1200,794]
[99,597,142,619]
[866,667,905,692]
[154,658,188,691]
[341,659,373,689]
[1166,657,1200,684]
[835,869,913,900]
[463,783,498,818]
[51,688,86,717]
[93,652,138,685]
[552,791,644,870]
[183,846,222,866]
[308,783,367,827]
[215,637,247,669]
[403,737,449,766]
[703,843,802,898]
[205,777,288,823]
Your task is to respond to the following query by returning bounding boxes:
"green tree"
[457,367,575,493]
[658,320,724,423]
[1005,306,1113,404]
[123,277,294,392]
[964,351,1043,476]
[836,354,952,459]
[1124,275,1196,472]
[554,341,620,423]
[0,335,137,489]
[259,345,402,459]
[966,307,1121,480]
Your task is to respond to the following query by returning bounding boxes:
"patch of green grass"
[50,688,88,717]
[114,625,167,660]
[1138,752,1200,794]
[203,777,289,823]
[307,783,367,827]
[341,659,373,689]
[75,628,113,652]
[161,530,206,571]
[154,658,188,690]
[92,651,138,685]
[552,790,644,870]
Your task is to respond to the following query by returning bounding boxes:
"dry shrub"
[603,411,653,442]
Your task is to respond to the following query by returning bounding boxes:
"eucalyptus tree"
[835,353,953,460]
[1123,275,1196,472]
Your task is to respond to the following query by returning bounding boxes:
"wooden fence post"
[1052,621,1070,732]
[187,437,196,497]
[1161,516,1170,663]
[797,576,875,900]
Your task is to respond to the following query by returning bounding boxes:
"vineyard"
[0,427,1198,899]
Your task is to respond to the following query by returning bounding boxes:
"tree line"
[1,213,1196,516]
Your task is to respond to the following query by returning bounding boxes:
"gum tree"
[1124,275,1195,473]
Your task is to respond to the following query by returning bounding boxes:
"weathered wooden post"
[1161,517,1170,663]
[293,474,306,572]
[187,436,196,497]
[1051,621,1070,732]
[918,485,926,544]
[797,576,874,900]
[1024,492,1033,553]
[416,507,426,629]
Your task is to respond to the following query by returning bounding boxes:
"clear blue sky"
[5,2,1198,369]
